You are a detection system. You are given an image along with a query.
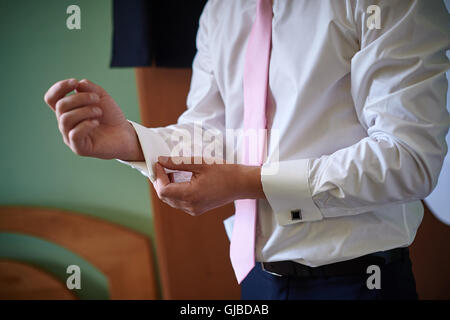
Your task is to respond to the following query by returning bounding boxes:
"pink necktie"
[230,0,272,284]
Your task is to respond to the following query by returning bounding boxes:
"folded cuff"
[117,120,172,183]
[261,159,323,225]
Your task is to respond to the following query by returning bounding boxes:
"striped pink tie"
[230,0,272,284]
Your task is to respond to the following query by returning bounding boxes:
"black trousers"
[241,253,418,300]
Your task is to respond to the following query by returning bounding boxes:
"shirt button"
[290,209,302,221]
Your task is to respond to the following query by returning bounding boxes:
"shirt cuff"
[118,121,193,184]
[223,215,234,242]
[117,159,151,178]
[261,159,323,225]
[119,120,172,183]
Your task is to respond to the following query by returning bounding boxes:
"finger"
[68,119,99,155]
[44,78,79,110]
[76,79,107,97]
[155,162,183,200]
[159,182,191,201]
[59,105,102,139]
[155,162,170,190]
[55,92,100,117]
[157,192,197,216]
[158,156,204,172]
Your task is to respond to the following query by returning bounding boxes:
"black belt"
[261,247,408,278]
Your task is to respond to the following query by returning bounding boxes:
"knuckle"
[86,106,98,118]
[68,129,78,142]
[59,113,70,128]
[55,99,67,114]
[85,107,95,118]
[58,121,65,135]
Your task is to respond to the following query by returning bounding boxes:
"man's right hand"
[44,78,144,161]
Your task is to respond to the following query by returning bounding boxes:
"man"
[44,0,449,299]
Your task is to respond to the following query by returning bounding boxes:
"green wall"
[0,0,153,237]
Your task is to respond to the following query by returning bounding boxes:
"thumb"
[154,162,170,189]
[76,79,107,97]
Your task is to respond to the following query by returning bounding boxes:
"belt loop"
[261,262,283,277]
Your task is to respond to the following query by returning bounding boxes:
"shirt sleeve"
[261,0,450,222]
[119,0,226,182]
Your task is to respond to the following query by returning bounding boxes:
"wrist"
[119,122,144,161]
[234,165,266,200]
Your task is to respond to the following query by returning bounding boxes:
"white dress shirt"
[122,0,450,267]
